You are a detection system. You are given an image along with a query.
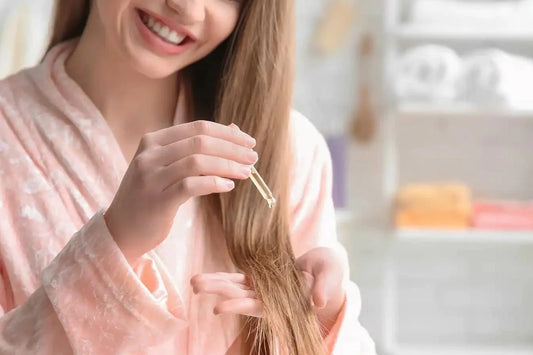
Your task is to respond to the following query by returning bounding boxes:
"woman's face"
[93,0,242,78]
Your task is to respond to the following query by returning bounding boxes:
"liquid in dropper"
[249,166,276,208]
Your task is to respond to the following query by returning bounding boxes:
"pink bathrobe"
[0,41,375,354]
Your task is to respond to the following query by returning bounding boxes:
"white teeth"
[168,31,180,43]
[142,12,187,45]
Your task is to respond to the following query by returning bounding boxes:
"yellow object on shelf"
[395,183,472,229]
[395,210,470,229]
[313,0,358,54]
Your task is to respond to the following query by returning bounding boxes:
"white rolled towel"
[0,1,55,79]
[395,45,462,103]
[457,49,533,110]
[409,0,531,30]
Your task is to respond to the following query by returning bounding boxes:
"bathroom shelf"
[377,0,533,352]
[396,104,533,119]
[393,25,533,43]
[395,229,533,245]
[388,344,533,355]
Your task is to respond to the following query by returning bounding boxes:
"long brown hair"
[47,1,326,354]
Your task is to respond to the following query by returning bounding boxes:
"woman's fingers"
[161,175,235,205]
[155,135,258,167]
[193,272,251,286]
[310,268,329,309]
[191,277,256,299]
[191,273,263,317]
[151,120,256,148]
[144,122,257,204]
[311,262,345,310]
[214,298,264,318]
[296,248,345,310]
[301,270,314,294]
[191,273,251,291]
[297,256,325,307]
[159,154,252,194]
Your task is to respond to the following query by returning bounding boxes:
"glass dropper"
[249,166,276,208]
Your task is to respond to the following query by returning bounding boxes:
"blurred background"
[1,0,533,354]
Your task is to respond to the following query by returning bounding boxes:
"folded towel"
[396,210,470,229]
[457,49,533,110]
[396,183,472,212]
[395,183,472,229]
[472,201,533,230]
[395,45,461,103]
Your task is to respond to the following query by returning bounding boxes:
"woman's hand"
[104,121,257,266]
[190,272,264,317]
[191,247,346,331]
[296,247,346,333]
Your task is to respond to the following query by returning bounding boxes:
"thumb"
[301,270,314,295]
[311,270,328,309]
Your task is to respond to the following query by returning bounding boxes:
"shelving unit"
[397,103,533,119]
[393,25,533,43]
[376,0,533,354]
[395,229,533,245]
[388,344,533,355]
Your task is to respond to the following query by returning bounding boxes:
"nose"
[166,0,206,24]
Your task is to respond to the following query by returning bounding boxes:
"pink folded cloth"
[472,201,533,230]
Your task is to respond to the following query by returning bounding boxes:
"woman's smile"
[134,8,195,56]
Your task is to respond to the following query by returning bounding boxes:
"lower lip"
[134,9,193,56]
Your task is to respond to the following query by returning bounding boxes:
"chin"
[125,47,185,79]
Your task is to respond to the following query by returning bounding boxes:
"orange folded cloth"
[472,201,533,230]
[396,210,470,229]
[395,183,472,229]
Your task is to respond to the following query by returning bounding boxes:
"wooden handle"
[350,33,377,143]
[314,0,357,54]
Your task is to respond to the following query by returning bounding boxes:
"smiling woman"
[0,0,376,354]
[48,0,241,79]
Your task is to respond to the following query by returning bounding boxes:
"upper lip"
[138,8,197,41]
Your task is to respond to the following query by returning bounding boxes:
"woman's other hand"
[191,247,346,332]
[190,272,264,317]
[296,247,346,334]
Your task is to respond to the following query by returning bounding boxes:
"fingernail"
[240,165,252,178]
[249,137,257,147]
[220,178,235,190]
[247,150,259,164]
[230,123,239,130]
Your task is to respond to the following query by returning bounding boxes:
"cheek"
[95,0,131,40]
[204,7,240,49]
[183,7,239,70]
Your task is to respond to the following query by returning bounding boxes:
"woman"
[0,0,375,353]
